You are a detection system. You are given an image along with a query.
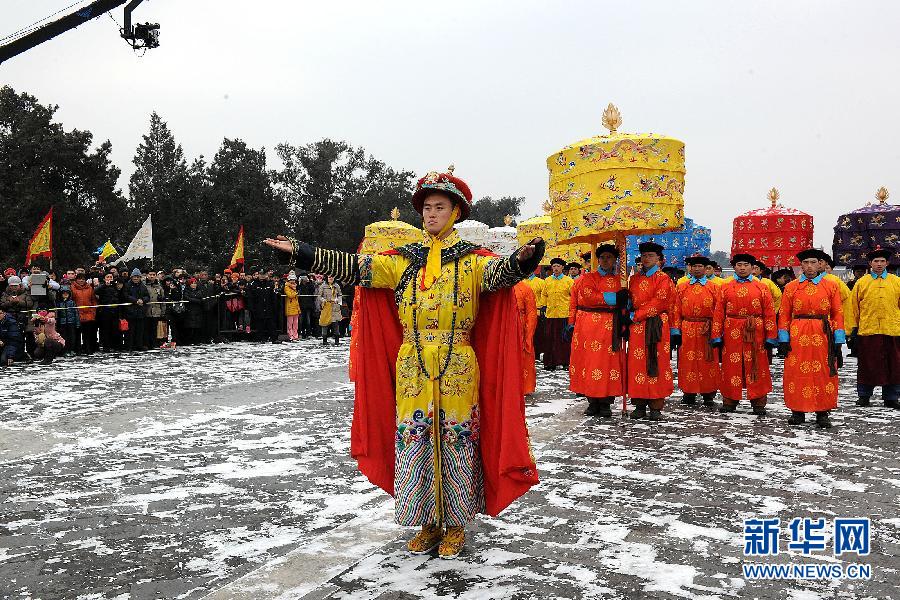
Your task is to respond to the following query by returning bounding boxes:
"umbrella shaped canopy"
[547,103,686,248]
[359,207,422,253]
[731,188,813,268]
[833,187,900,267]
[517,209,590,266]
[626,217,712,268]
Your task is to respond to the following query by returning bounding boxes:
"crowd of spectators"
[0,262,351,367]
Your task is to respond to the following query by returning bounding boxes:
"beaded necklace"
[410,257,460,381]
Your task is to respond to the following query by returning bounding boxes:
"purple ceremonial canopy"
[832,188,900,266]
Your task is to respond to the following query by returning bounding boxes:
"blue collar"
[528,274,535,280]
[643,265,659,277]
[551,273,565,280]
[735,274,755,283]
[597,266,610,276]
[798,272,825,284]
[688,275,708,285]
[871,270,888,280]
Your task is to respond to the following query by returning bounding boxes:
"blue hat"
[131,268,142,277]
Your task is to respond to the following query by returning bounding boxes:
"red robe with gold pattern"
[513,281,538,395]
[568,271,625,398]
[778,276,844,412]
[627,269,675,400]
[672,278,721,394]
[712,277,777,401]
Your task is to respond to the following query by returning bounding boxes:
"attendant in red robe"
[671,255,721,408]
[778,249,846,428]
[626,241,675,420]
[710,253,778,415]
[566,244,627,418]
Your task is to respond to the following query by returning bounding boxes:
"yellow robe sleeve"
[359,253,407,290]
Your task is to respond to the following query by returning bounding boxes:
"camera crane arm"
[0,0,158,66]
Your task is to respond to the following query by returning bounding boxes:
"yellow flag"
[99,239,119,261]
[229,225,245,271]
[26,208,53,266]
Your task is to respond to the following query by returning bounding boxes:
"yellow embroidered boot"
[438,526,466,559]
[406,524,442,555]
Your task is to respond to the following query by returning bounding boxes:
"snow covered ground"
[0,342,896,599]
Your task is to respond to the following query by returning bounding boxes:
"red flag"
[26,207,53,266]
[228,225,245,271]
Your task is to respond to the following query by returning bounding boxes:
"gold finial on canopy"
[876,186,890,204]
[390,207,400,220]
[447,164,455,175]
[504,214,513,226]
[768,187,780,208]
[541,199,553,213]
[602,103,622,134]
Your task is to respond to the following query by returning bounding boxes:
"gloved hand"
[847,328,858,351]
[778,341,792,357]
[836,343,844,368]
[670,333,682,350]
[562,323,575,342]
[765,338,778,348]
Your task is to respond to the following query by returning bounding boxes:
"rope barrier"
[5,291,350,315]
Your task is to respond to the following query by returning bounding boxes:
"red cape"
[349,250,539,517]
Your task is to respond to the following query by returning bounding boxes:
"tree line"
[0,85,523,271]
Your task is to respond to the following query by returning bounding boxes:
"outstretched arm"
[479,239,546,293]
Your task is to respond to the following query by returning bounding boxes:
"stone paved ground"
[1,342,897,599]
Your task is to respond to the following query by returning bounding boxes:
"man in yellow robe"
[542,258,574,370]
[264,167,543,560]
[846,247,900,408]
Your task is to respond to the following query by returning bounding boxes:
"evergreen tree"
[468,196,524,227]
[128,112,205,268]
[0,86,129,269]
[273,139,415,252]
[207,138,285,270]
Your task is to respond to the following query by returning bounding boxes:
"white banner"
[114,215,154,264]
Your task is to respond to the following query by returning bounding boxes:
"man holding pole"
[626,241,675,421]
[566,244,627,418]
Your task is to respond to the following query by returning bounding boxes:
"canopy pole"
[616,234,628,287]
[590,241,598,272]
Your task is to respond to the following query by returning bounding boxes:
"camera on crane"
[129,22,160,49]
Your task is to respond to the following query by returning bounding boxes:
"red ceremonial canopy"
[731,188,813,268]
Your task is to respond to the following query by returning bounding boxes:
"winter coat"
[145,282,167,318]
[0,289,35,331]
[122,281,150,319]
[249,280,277,319]
[34,313,65,347]
[298,278,317,310]
[284,283,300,316]
[95,284,124,320]
[0,312,24,347]
[317,283,343,322]
[70,280,98,322]
[183,286,206,329]
[201,280,218,311]
[166,284,186,318]
[55,298,81,327]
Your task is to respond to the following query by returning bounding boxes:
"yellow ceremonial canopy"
[547,103,686,272]
[359,207,422,253]
[517,202,591,267]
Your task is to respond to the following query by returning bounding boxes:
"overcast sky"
[3,0,899,251]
